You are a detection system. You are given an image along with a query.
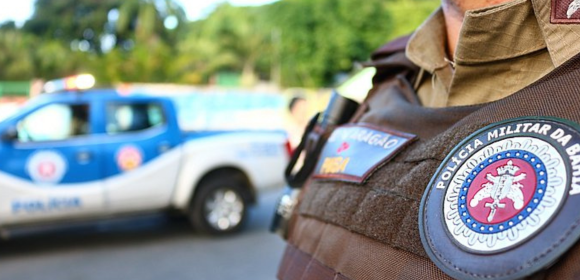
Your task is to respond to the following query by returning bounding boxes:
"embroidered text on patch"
[313,124,416,183]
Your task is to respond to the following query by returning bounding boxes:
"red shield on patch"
[552,0,580,23]
[38,162,56,178]
[466,159,537,224]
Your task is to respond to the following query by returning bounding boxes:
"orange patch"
[117,146,143,171]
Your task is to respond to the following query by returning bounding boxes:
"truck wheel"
[190,176,249,235]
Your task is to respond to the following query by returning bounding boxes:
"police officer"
[276,0,580,279]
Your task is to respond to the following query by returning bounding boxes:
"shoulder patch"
[551,0,580,23]
[420,117,580,279]
[313,124,416,183]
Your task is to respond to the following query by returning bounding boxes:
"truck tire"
[189,175,249,235]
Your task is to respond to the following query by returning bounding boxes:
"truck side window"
[106,103,166,134]
[17,104,90,142]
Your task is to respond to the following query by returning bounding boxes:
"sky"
[0,0,278,26]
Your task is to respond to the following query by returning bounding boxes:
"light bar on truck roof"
[42,74,96,93]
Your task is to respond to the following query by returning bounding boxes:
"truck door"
[0,102,105,224]
[101,99,182,213]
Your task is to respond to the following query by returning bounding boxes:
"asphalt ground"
[0,188,287,280]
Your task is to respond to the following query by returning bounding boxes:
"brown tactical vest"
[277,37,580,280]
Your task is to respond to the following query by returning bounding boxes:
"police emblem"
[27,150,68,184]
[420,117,580,279]
[116,145,143,172]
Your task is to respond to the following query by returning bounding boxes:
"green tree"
[265,0,394,87]
[0,31,36,80]
[115,0,187,46]
[0,21,17,31]
[23,0,122,53]
[1,0,438,86]
[20,0,187,83]
[175,0,398,88]
[93,40,171,83]
[23,0,186,53]
[175,3,270,86]
[35,40,90,80]
[386,0,440,40]
[0,28,95,81]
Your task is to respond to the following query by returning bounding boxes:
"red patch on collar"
[552,0,580,23]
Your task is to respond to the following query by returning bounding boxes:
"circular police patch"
[420,117,580,280]
[116,145,143,172]
[27,150,67,184]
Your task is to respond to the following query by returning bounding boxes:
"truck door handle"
[76,151,92,163]
[158,142,171,153]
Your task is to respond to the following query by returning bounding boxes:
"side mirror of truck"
[1,126,18,142]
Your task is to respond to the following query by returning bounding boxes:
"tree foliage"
[0,0,439,87]
[386,0,440,39]
[0,31,36,80]
[264,0,394,87]
[176,4,270,85]
[23,0,121,53]
[0,30,87,80]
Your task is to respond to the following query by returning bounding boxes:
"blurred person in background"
[276,0,580,279]
[286,96,309,149]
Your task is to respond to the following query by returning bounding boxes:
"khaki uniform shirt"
[407,0,580,108]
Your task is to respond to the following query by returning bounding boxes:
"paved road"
[0,188,287,280]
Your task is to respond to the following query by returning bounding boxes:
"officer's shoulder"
[366,35,418,85]
[371,35,412,61]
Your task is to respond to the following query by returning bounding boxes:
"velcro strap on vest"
[279,215,454,280]
[278,245,350,280]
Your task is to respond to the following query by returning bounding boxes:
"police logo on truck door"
[116,145,143,172]
[420,117,580,280]
[26,150,67,184]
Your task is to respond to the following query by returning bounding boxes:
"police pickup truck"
[0,75,290,236]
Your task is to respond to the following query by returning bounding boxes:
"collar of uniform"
[531,0,580,67]
[406,9,449,73]
[455,0,546,65]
